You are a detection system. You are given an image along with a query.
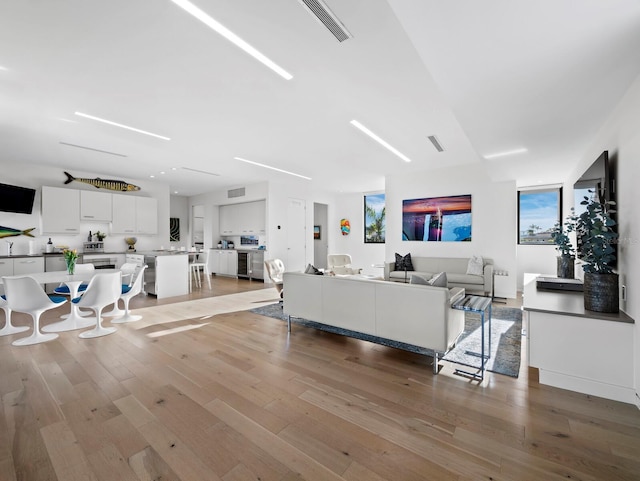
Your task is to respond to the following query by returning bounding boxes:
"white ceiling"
[1,0,639,196]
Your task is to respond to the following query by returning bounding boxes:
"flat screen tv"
[573,150,616,262]
[0,182,37,214]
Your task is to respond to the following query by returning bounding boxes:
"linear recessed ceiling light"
[350,120,411,162]
[170,0,293,81]
[181,167,221,176]
[74,112,170,140]
[59,141,127,157]
[483,147,527,160]
[234,157,311,180]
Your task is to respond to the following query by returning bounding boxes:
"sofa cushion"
[391,270,433,282]
[447,272,484,285]
[428,272,448,288]
[466,255,484,276]
[395,252,414,271]
[409,274,430,285]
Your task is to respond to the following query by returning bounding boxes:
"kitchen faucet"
[6,241,13,256]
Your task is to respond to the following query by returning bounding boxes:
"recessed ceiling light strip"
[350,120,411,162]
[181,167,221,176]
[59,141,127,157]
[234,157,311,180]
[483,147,527,160]
[74,112,171,140]
[171,0,293,81]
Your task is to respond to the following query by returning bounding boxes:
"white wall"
[565,73,640,407]
[0,162,170,254]
[385,164,518,298]
[330,192,385,276]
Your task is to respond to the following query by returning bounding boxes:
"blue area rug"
[249,303,522,378]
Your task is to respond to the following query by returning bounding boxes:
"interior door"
[286,198,306,271]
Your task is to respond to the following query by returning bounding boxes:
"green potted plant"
[550,209,577,279]
[576,193,619,313]
[95,231,107,241]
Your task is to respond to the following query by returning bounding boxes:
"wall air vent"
[228,187,246,198]
[427,135,445,153]
[298,0,352,42]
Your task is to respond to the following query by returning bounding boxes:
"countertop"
[0,251,131,259]
[211,247,266,252]
[522,275,634,324]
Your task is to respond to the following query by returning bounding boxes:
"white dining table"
[0,269,121,333]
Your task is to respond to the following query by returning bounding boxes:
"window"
[364,193,385,243]
[518,188,562,245]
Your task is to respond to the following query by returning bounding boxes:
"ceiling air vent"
[228,187,246,198]
[427,135,445,153]
[298,0,352,42]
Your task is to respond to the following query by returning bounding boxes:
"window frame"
[517,187,563,245]
[364,193,386,244]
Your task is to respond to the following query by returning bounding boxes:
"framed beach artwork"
[313,225,321,240]
[402,194,472,242]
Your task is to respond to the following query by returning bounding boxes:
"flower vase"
[66,258,76,275]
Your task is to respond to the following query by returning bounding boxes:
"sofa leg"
[287,315,291,333]
[433,352,439,374]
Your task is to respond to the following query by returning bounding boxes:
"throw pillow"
[304,264,323,275]
[409,274,430,285]
[428,271,448,288]
[394,253,414,271]
[466,255,484,276]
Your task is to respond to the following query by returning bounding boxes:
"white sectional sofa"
[384,256,493,296]
[283,272,465,373]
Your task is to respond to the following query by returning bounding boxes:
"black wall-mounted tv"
[0,182,37,214]
[573,150,616,263]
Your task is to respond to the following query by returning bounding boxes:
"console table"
[523,274,635,404]
[451,295,492,381]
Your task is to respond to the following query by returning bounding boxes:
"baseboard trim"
[539,369,636,405]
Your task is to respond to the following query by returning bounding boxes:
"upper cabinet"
[219,200,265,235]
[136,197,158,235]
[112,194,158,235]
[41,186,80,234]
[80,190,112,222]
[40,186,158,236]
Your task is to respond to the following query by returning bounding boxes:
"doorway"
[286,198,306,271]
[313,203,328,269]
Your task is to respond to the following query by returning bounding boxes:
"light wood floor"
[1,276,639,481]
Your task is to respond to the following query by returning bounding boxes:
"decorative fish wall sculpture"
[0,226,35,239]
[64,171,141,192]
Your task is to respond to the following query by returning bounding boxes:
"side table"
[451,295,492,381]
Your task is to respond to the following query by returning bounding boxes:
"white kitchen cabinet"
[80,190,112,222]
[219,204,238,235]
[13,257,44,275]
[210,249,237,276]
[219,200,265,235]
[41,186,80,234]
[136,197,158,235]
[0,257,44,294]
[112,194,136,234]
[112,195,157,235]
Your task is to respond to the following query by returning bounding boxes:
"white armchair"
[327,254,362,275]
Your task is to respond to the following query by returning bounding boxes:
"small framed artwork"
[313,225,321,240]
[169,217,180,241]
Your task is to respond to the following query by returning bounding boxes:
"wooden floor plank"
[2,277,639,481]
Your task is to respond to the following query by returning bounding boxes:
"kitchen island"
[140,251,189,299]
